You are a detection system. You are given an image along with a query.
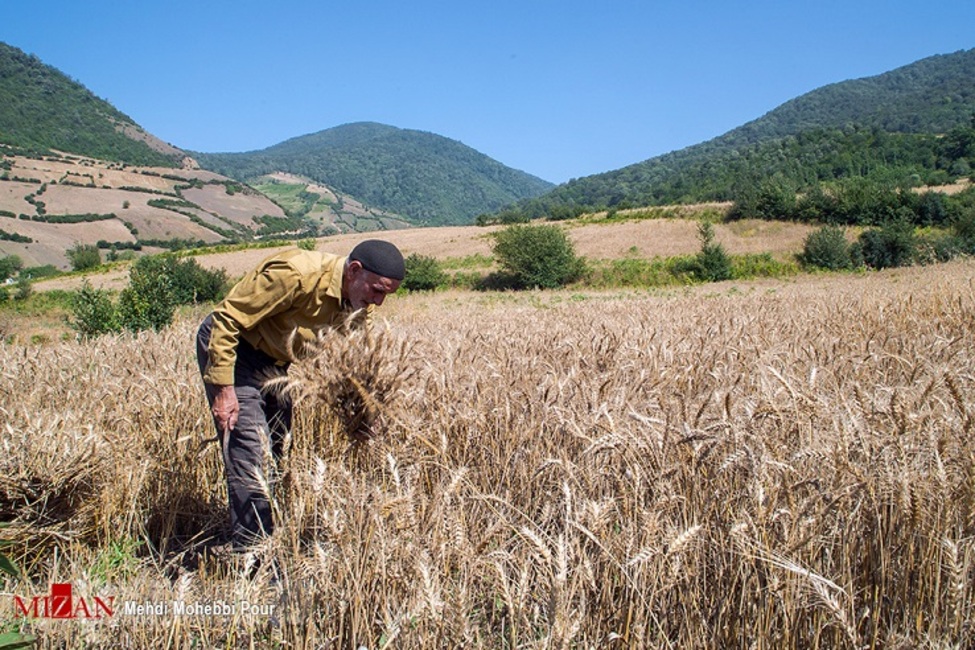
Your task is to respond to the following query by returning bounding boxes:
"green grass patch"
[0,288,75,314]
[586,252,800,288]
[440,253,494,270]
[585,256,697,288]
[731,253,801,279]
[253,181,332,218]
[579,205,728,225]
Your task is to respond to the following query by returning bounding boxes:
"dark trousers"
[196,314,291,551]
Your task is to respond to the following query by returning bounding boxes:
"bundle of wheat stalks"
[1,262,975,649]
[268,317,417,446]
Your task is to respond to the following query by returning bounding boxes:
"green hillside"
[493,48,975,222]
[194,122,554,226]
[0,42,177,167]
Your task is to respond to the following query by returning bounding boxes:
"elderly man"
[196,239,404,551]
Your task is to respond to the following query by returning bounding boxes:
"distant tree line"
[482,122,975,224]
[728,176,974,227]
[0,228,31,243]
[19,212,117,224]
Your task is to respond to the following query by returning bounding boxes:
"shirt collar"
[328,255,347,304]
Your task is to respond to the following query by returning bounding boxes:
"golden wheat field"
[2,260,975,649]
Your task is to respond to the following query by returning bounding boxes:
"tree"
[66,243,101,271]
[695,221,732,282]
[491,224,586,289]
[0,254,23,281]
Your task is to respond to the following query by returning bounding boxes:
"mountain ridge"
[2,40,974,267]
[492,47,975,221]
[192,122,554,226]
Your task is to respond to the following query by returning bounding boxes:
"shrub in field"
[800,225,856,270]
[12,277,31,302]
[694,220,732,281]
[66,243,101,271]
[70,281,120,337]
[491,223,585,289]
[171,257,228,304]
[131,253,228,305]
[0,255,23,282]
[951,193,975,252]
[402,253,447,292]
[915,230,964,264]
[70,254,228,336]
[117,267,176,332]
[858,217,917,269]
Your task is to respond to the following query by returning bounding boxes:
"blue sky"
[3,1,974,184]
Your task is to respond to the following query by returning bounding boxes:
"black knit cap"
[349,239,406,281]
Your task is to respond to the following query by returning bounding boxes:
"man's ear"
[347,259,363,276]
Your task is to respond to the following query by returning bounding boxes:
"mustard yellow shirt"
[203,248,369,385]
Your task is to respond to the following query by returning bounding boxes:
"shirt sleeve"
[203,258,303,385]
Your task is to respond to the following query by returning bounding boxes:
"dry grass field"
[31,214,815,296]
[2,259,975,648]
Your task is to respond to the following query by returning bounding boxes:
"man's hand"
[211,385,239,434]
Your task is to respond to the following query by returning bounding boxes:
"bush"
[68,254,227,337]
[0,255,23,282]
[915,231,963,264]
[66,243,101,271]
[118,263,176,332]
[491,224,586,289]
[695,221,732,282]
[402,253,447,292]
[916,191,950,226]
[70,281,120,338]
[858,218,917,269]
[20,264,58,280]
[170,257,228,304]
[951,193,975,252]
[800,225,855,270]
[127,254,228,305]
[13,277,32,302]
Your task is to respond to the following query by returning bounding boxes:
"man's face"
[344,261,401,310]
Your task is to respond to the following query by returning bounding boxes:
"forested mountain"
[194,123,554,226]
[492,48,975,222]
[0,42,550,230]
[0,42,181,167]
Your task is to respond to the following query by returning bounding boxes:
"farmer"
[196,239,405,552]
